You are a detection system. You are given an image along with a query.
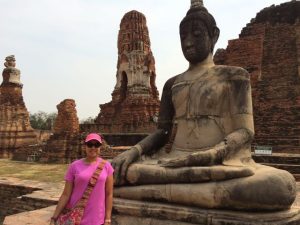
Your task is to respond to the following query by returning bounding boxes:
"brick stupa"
[42,99,82,163]
[0,55,38,158]
[214,1,300,153]
[95,10,160,133]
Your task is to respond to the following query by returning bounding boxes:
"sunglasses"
[86,142,101,148]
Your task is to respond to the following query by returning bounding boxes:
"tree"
[30,111,57,130]
[80,116,96,124]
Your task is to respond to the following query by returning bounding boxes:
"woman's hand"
[48,217,57,225]
[104,219,112,225]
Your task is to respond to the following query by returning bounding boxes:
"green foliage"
[30,111,57,130]
[80,116,96,124]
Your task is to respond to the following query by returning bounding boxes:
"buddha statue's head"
[2,55,22,86]
[4,55,16,68]
[180,0,219,64]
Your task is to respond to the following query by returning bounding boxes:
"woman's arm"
[50,181,73,224]
[104,175,114,225]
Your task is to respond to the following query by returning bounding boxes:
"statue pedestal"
[112,198,300,225]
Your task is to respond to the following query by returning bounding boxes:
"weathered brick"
[214,1,300,154]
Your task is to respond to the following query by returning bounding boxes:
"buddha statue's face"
[8,60,16,67]
[180,19,212,64]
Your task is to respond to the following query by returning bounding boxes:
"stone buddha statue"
[112,0,296,210]
[2,55,22,86]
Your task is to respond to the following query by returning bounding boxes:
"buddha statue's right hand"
[159,142,226,167]
[112,146,141,186]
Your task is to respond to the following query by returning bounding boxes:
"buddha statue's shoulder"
[211,65,250,82]
[163,74,182,91]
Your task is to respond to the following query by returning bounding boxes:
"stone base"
[112,198,300,225]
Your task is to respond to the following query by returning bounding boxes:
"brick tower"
[0,55,38,158]
[96,10,160,133]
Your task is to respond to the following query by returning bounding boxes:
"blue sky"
[0,0,288,120]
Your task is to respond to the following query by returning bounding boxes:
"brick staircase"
[253,153,300,181]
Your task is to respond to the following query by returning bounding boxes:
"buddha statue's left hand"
[159,142,226,167]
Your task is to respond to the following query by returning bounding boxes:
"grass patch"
[0,159,68,183]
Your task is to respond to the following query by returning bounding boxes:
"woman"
[50,133,114,225]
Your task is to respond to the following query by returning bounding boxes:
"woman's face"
[85,141,101,158]
[180,19,212,64]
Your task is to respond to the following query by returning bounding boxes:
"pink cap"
[85,133,102,144]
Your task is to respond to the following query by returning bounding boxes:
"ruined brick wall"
[53,99,79,135]
[42,136,83,163]
[215,23,266,86]
[95,10,160,133]
[0,59,38,158]
[100,146,130,159]
[42,99,82,163]
[98,97,159,133]
[214,1,300,153]
[80,123,149,145]
[34,130,52,144]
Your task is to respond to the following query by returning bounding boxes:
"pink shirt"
[65,157,114,225]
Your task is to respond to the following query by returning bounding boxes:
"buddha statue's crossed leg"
[116,165,296,210]
[126,163,254,184]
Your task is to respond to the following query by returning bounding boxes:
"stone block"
[112,198,300,225]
